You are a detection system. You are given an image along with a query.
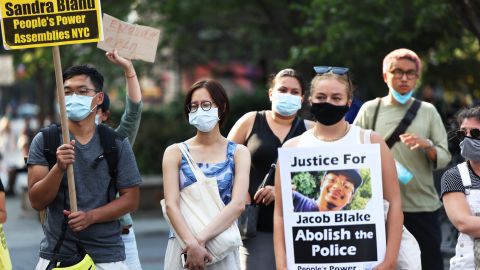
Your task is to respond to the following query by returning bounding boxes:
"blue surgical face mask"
[65,94,97,122]
[189,108,220,132]
[272,92,302,116]
[390,87,413,105]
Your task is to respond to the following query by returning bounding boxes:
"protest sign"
[97,13,160,63]
[278,144,385,269]
[0,0,103,49]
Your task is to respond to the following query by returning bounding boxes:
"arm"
[273,138,299,270]
[227,111,256,144]
[28,140,75,210]
[371,132,403,270]
[64,185,139,231]
[106,49,143,145]
[162,144,211,268]
[443,191,480,237]
[273,161,287,270]
[0,192,5,223]
[196,144,250,244]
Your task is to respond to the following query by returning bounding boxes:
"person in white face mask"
[354,48,451,270]
[441,106,480,270]
[227,68,314,270]
[162,79,250,270]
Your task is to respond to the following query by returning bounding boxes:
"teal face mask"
[65,94,97,121]
[390,87,413,105]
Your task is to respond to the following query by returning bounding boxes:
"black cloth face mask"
[310,102,349,126]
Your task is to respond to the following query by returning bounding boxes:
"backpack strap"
[371,98,381,131]
[41,124,61,170]
[97,124,119,180]
[96,124,122,202]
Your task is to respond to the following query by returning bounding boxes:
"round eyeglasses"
[187,101,213,113]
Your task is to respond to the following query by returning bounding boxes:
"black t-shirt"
[441,162,480,198]
[245,111,307,232]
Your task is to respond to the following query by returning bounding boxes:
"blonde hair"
[310,73,354,100]
[382,48,422,76]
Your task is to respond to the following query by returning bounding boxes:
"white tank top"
[298,124,370,146]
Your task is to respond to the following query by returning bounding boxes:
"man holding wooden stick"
[27,64,142,270]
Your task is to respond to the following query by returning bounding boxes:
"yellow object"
[52,254,96,270]
[0,224,12,270]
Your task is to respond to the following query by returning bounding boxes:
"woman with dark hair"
[228,68,314,269]
[441,106,480,269]
[163,79,250,269]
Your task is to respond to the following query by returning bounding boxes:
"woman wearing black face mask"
[273,67,405,270]
[441,106,480,270]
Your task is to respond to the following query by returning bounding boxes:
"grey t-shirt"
[27,126,142,263]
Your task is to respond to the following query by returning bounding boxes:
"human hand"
[105,49,134,73]
[399,133,431,150]
[254,185,275,205]
[63,210,94,232]
[56,140,75,171]
[184,242,212,270]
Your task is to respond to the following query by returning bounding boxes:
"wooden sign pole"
[52,46,77,212]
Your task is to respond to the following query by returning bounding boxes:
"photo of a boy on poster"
[292,169,369,212]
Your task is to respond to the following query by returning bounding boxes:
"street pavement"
[3,195,169,270]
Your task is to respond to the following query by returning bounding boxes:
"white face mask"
[95,114,101,125]
[189,108,220,132]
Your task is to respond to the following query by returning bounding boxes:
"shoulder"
[304,119,315,130]
[283,135,302,148]
[236,111,257,125]
[162,143,183,165]
[164,143,182,156]
[361,99,381,109]
[441,165,461,181]
[233,143,250,157]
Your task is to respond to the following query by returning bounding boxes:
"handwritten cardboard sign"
[97,13,160,63]
[0,0,103,49]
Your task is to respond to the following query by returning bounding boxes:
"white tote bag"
[160,143,242,264]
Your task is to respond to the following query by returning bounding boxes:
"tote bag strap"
[177,143,208,182]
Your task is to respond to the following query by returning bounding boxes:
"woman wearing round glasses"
[273,67,404,270]
[163,79,250,269]
[441,107,480,270]
[227,68,314,269]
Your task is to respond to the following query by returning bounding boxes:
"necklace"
[314,122,350,142]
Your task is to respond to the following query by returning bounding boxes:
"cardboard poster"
[0,55,14,85]
[97,13,160,63]
[0,0,103,49]
[278,144,386,270]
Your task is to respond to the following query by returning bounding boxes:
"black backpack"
[40,123,122,200]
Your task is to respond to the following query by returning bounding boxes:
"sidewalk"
[3,195,170,270]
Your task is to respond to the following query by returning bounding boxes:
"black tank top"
[245,111,307,232]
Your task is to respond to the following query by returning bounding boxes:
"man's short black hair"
[63,64,104,92]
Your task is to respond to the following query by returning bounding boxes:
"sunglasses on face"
[313,66,349,75]
[456,128,480,140]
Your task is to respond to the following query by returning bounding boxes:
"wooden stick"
[52,46,77,212]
